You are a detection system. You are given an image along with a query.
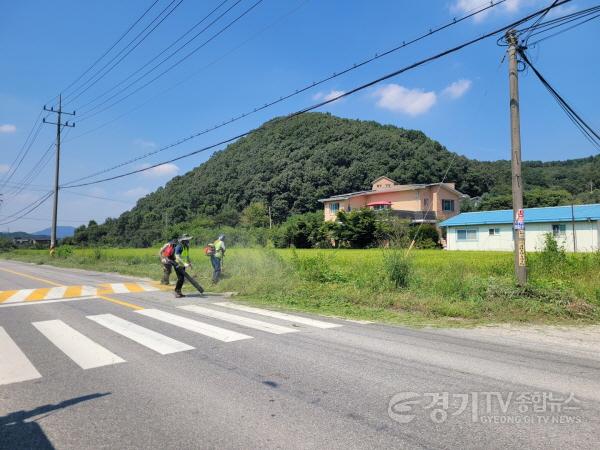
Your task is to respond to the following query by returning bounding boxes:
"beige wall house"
[318,176,466,222]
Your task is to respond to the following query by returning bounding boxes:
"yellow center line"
[97,295,144,311]
[0,267,63,287]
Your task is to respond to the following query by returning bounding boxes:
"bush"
[382,249,411,288]
[54,246,74,259]
[274,212,325,248]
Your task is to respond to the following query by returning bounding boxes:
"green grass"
[3,247,600,326]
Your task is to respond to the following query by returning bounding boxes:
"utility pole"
[43,95,75,255]
[506,30,527,285]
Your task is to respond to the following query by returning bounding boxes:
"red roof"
[367,201,392,206]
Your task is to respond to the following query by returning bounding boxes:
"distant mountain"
[33,226,76,239]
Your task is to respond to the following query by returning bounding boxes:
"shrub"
[382,249,411,288]
[54,246,74,258]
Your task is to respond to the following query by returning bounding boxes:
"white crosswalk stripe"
[109,283,130,294]
[0,326,41,386]
[44,286,67,300]
[136,309,253,342]
[214,302,342,329]
[179,305,299,335]
[33,320,125,369]
[87,314,194,355]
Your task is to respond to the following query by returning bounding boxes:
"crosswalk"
[0,303,343,386]
[0,282,160,305]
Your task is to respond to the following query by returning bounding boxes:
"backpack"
[161,243,175,259]
[204,243,216,256]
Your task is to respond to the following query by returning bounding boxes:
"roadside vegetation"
[2,238,599,326]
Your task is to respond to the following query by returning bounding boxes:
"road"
[0,259,599,449]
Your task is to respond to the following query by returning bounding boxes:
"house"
[439,204,600,252]
[12,234,51,247]
[318,176,466,223]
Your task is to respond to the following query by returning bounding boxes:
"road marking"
[108,283,129,294]
[0,267,63,286]
[0,283,153,305]
[25,287,52,301]
[0,290,18,302]
[81,285,98,296]
[179,305,299,335]
[32,320,125,369]
[4,289,36,304]
[43,286,67,300]
[97,295,144,311]
[0,296,90,308]
[123,283,146,293]
[87,314,194,355]
[215,302,342,329]
[0,326,42,385]
[136,309,252,342]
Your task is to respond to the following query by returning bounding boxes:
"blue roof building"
[439,204,600,252]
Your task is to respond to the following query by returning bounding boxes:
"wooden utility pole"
[43,95,75,255]
[506,30,527,285]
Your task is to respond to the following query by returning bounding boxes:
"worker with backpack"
[158,238,178,285]
[204,234,226,283]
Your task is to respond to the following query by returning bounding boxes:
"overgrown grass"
[2,246,600,326]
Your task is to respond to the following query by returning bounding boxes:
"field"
[2,247,600,326]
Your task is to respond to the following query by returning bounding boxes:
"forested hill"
[79,113,600,246]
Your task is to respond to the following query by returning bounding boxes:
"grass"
[2,246,600,327]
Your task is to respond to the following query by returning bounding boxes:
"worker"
[158,238,177,285]
[211,234,226,283]
[173,235,193,298]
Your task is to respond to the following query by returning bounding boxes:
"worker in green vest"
[211,234,226,283]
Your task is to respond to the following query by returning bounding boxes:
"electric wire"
[62,0,185,106]
[518,49,600,152]
[62,0,569,189]
[63,0,511,185]
[76,0,263,122]
[63,0,310,145]
[75,0,232,113]
[52,0,162,104]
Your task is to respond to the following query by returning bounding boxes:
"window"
[373,204,390,211]
[489,228,500,236]
[552,224,566,237]
[442,199,455,212]
[329,202,340,213]
[423,198,429,209]
[456,228,478,241]
[347,205,352,212]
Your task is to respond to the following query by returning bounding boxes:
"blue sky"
[0,0,598,232]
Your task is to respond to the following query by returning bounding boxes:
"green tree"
[240,202,270,228]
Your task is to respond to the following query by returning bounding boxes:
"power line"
[63,0,310,145]
[62,0,185,106]
[76,0,264,122]
[0,119,45,193]
[519,49,600,151]
[63,0,509,185]
[526,6,600,45]
[62,0,569,189]
[75,0,232,113]
[54,0,162,103]
[0,192,53,225]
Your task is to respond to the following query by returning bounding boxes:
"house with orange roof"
[318,176,467,223]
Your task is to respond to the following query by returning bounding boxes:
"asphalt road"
[0,259,599,449]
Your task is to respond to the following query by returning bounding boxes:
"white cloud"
[124,187,150,198]
[0,124,16,134]
[312,90,345,102]
[133,138,157,149]
[442,79,472,99]
[0,164,9,174]
[140,162,179,178]
[372,84,437,116]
